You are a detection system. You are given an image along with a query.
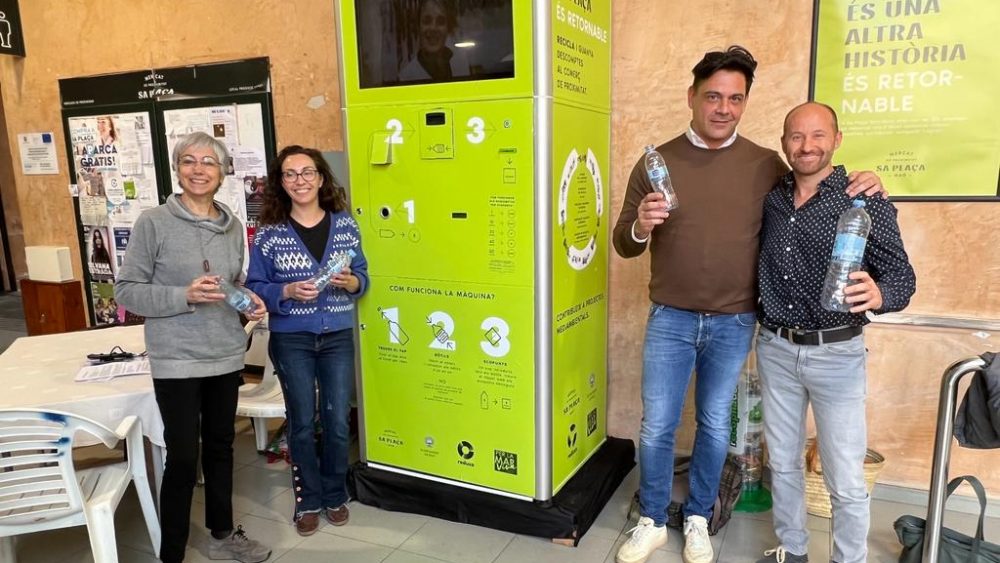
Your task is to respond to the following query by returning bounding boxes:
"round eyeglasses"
[282,168,319,183]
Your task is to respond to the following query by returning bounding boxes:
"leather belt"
[762,324,862,346]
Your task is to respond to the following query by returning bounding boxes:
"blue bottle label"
[647,167,665,182]
[832,233,866,262]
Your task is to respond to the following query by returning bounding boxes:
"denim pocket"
[757,328,777,344]
[734,312,757,327]
[648,304,662,319]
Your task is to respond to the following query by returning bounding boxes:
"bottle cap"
[852,199,866,208]
[644,144,655,152]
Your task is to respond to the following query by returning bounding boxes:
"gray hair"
[171,132,230,168]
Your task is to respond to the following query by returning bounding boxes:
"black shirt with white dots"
[757,165,916,331]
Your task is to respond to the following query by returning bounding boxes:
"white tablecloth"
[0,325,164,447]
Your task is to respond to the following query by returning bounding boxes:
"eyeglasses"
[282,168,319,183]
[178,155,222,168]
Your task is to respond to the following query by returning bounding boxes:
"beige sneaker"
[207,525,271,562]
[616,516,668,563]
[682,515,713,563]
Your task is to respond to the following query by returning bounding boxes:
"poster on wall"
[811,0,1000,199]
[68,112,160,214]
[83,225,115,282]
[160,103,270,237]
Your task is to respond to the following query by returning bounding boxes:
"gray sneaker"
[208,525,272,563]
[756,547,808,563]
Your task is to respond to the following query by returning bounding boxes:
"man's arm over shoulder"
[612,157,652,258]
[863,197,916,313]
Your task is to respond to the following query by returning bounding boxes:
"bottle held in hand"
[308,249,357,292]
[643,144,679,210]
[820,200,871,312]
[216,278,255,314]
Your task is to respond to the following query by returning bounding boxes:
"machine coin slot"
[380,206,391,219]
[419,108,454,160]
[451,212,468,219]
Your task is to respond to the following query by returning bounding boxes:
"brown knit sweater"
[613,134,788,314]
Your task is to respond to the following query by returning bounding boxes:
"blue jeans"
[269,329,355,516]
[638,304,755,525]
[756,329,869,563]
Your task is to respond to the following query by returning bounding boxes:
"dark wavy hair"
[691,45,759,94]
[258,145,348,225]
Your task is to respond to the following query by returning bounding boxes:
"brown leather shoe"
[325,504,349,526]
[295,511,320,536]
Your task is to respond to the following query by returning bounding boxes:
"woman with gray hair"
[115,132,271,563]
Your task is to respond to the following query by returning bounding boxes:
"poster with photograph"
[84,225,115,281]
[68,112,160,213]
[90,281,122,327]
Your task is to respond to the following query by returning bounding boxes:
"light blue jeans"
[756,329,869,563]
[638,304,756,525]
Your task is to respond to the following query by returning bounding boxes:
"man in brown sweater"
[612,46,883,563]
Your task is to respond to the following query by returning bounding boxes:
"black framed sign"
[810,0,999,200]
[0,0,25,57]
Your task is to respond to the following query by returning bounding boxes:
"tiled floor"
[8,418,999,563]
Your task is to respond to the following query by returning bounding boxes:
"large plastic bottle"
[308,249,356,292]
[643,145,679,210]
[820,199,871,312]
[217,278,256,314]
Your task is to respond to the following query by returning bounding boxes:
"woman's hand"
[243,289,267,321]
[186,276,225,304]
[329,266,360,294]
[282,281,320,302]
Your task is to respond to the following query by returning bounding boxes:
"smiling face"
[176,145,223,198]
[782,103,842,179]
[281,153,322,210]
[418,0,449,54]
[687,70,748,148]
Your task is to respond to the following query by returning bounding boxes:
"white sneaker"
[682,515,713,563]
[616,516,668,563]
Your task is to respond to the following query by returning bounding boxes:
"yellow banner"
[813,0,999,198]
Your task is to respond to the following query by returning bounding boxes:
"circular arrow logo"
[457,440,475,459]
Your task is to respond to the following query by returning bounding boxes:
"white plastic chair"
[238,320,286,452]
[0,409,160,562]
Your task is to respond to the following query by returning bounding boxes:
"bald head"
[783,102,839,137]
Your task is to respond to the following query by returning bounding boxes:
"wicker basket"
[803,437,885,518]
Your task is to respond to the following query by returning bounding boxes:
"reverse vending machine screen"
[355,0,515,88]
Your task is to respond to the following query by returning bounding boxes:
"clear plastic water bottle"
[308,249,356,291]
[217,278,256,314]
[644,144,679,210]
[821,200,871,312]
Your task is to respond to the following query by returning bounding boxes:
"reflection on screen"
[355,0,514,89]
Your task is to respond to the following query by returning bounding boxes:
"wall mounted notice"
[811,0,999,198]
[18,132,58,175]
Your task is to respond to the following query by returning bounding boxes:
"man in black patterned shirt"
[753,102,916,563]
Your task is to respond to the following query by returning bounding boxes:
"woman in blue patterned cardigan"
[246,145,369,536]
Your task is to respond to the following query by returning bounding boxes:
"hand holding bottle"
[283,281,320,302]
[186,275,226,304]
[634,192,671,239]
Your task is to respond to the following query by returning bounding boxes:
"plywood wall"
[608,1,999,493]
[0,0,343,281]
[0,1,995,493]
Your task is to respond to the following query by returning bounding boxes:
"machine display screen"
[355,0,515,89]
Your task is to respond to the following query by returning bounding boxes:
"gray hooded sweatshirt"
[115,194,247,379]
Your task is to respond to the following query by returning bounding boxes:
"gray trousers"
[756,330,869,563]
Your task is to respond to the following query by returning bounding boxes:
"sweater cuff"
[631,220,649,243]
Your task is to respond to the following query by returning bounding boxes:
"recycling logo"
[567,424,578,448]
[457,440,475,460]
